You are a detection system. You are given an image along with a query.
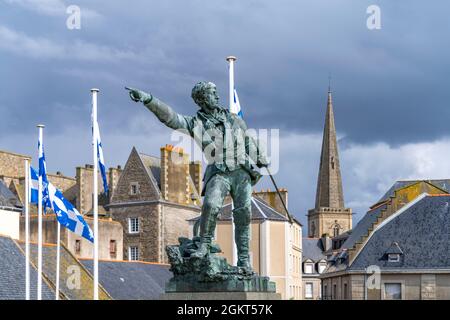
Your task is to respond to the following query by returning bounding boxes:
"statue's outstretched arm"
[125,87,193,131]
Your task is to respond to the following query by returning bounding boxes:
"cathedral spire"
[314,88,345,209]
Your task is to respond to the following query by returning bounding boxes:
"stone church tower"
[307,89,352,238]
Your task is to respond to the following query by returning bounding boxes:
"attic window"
[304,262,314,274]
[388,254,400,262]
[130,182,140,195]
[385,242,403,262]
[318,261,327,274]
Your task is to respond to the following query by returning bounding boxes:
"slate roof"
[18,241,111,300]
[349,195,450,271]
[340,203,387,250]
[302,238,326,263]
[0,235,54,300]
[81,259,172,300]
[0,180,22,209]
[376,179,450,204]
[385,242,403,255]
[199,196,289,222]
[137,152,163,192]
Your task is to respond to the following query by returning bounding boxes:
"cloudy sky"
[1,0,450,227]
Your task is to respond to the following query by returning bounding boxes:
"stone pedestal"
[161,291,281,300]
[164,237,280,301]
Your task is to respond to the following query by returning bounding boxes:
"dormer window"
[304,261,314,274]
[385,242,403,263]
[318,260,327,273]
[388,254,400,262]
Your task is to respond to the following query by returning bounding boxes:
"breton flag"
[30,167,39,204]
[30,166,94,242]
[48,183,94,243]
[231,89,243,118]
[92,115,109,195]
[38,139,51,211]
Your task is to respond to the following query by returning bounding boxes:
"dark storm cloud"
[1,0,450,225]
[2,0,449,143]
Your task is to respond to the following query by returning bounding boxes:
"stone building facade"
[19,214,123,260]
[74,164,122,215]
[0,150,31,187]
[108,145,201,263]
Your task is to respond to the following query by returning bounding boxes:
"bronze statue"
[126,82,268,270]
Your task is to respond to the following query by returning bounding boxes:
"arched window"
[332,222,341,237]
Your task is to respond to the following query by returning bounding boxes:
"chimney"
[189,161,202,196]
[108,165,123,199]
[160,145,191,204]
[321,234,332,252]
[252,188,289,217]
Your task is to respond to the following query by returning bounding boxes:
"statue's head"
[191,81,220,112]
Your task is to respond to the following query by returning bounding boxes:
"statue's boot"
[234,221,252,271]
[190,238,210,259]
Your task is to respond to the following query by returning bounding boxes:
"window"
[384,283,402,300]
[129,246,139,261]
[388,254,400,262]
[305,283,313,299]
[129,217,139,233]
[130,182,140,195]
[318,261,327,274]
[75,240,81,254]
[333,224,340,237]
[333,284,337,300]
[343,283,348,300]
[304,262,314,274]
[324,285,328,300]
[110,240,117,258]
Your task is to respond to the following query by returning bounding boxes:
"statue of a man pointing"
[126,82,268,270]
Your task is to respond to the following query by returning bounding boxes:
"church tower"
[307,89,352,238]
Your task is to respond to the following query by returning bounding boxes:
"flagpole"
[55,222,60,300]
[37,124,44,300]
[91,88,99,300]
[24,159,30,300]
[226,56,238,266]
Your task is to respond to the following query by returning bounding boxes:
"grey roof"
[0,180,22,209]
[0,236,54,300]
[376,179,450,204]
[302,238,326,263]
[19,242,111,300]
[81,260,172,300]
[340,203,387,250]
[385,242,403,255]
[138,152,162,188]
[350,195,450,271]
[218,196,289,222]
